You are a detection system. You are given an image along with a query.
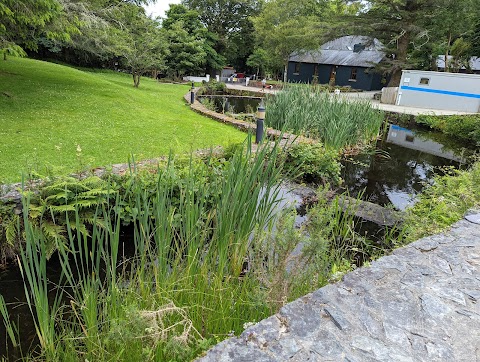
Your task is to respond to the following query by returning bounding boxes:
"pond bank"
[198,210,480,361]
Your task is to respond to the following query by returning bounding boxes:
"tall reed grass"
[265,84,384,150]
[1,139,400,361]
[5,140,286,360]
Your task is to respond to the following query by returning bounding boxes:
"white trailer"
[396,70,480,113]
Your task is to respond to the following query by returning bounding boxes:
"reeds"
[7,139,286,359]
[2,139,402,360]
[265,84,384,150]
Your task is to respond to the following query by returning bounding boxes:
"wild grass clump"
[402,161,480,242]
[2,140,285,360]
[265,84,384,150]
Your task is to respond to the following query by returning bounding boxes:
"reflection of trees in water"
[342,142,459,209]
[211,97,261,114]
[411,127,477,159]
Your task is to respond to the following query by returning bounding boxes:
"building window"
[405,134,415,143]
[294,62,300,75]
[349,68,357,81]
[419,77,430,85]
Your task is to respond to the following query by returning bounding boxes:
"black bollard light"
[190,82,195,104]
[255,103,265,144]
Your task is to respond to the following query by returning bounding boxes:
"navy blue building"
[287,36,386,91]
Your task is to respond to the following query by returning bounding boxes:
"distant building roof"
[289,35,385,68]
[436,55,480,71]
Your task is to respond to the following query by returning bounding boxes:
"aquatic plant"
[280,141,342,185]
[5,140,285,360]
[1,140,406,361]
[265,84,384,150]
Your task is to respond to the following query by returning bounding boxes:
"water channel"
[341,124,474,211]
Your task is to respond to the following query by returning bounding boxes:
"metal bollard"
[256,104,265,144]
[190,82,195,104]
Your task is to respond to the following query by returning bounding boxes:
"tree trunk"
[387,32,410,87]
[283,61,288,83]
[3,52,6,61]
[445,33,452,72]
[133,73,140,88]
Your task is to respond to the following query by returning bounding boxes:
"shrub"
[403,161,480,242]
[197,80,227,95]
[281,141,341,185]
[416,114,480,145]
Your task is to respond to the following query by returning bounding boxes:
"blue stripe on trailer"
[390,124,411,133]
[400,86,480,99]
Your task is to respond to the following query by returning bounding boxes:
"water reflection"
[387,125,465,162]
[199,96,262,114]
[342,124,473,211]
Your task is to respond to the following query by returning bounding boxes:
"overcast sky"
[144,0,182,19]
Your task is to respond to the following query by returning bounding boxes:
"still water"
[199,95,262,114]
[342,124,475,211]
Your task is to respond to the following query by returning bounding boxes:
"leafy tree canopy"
[253,0,331,80]
[182,0,260,71]
[0,0,79,59]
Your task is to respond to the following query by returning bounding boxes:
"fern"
[5,214,19,246]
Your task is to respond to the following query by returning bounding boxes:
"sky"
[143,0,182,19]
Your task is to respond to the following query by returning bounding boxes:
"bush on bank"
[415,114,480,145]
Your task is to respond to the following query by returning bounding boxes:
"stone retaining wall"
[198,211,480,361]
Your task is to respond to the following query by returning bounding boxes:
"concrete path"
[198,211,480,362]
[225,84,476,116]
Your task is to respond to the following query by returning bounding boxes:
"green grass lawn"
[0,57,246,182]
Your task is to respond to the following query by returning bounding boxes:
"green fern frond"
[47,204,76,213]
[5,215,19,246]
[41,222,66,242]
[45,191,72,203]
[29,206,44,220]
[69,223,90,237]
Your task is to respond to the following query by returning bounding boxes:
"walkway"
[198,211,480,361]
[225,84,476,116]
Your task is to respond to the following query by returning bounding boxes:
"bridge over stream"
[198,211,480,362]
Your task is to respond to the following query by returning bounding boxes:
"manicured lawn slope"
[0,58,245,182]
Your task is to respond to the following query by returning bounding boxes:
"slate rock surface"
[198,214,480,362]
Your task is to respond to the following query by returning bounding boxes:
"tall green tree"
[162,4,223,78]
[253,0,329,81]
[0,0,79,60]
[354,0,438,86]
[109,3,168,87]
[164,22,206,78]
[182,0,260,71]
[246,47,268,77]
[354,0,478,83]
[468,14,480,57]
[429,0,476,72]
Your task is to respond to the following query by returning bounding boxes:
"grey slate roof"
[289,35,385,68]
